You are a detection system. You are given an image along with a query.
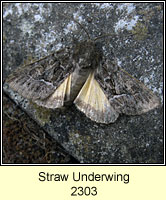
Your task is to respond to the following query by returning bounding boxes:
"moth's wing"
[95,60,160,115]
[35,74,71,108]
[6,50,74,107]
[74,72,119,124]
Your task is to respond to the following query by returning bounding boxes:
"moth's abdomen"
[66,68,93,103]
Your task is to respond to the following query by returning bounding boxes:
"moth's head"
[72,40,102,70]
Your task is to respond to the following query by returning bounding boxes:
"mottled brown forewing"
[6,48,74,108]
[95,60,160,117]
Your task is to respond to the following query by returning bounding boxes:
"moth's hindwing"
[74,72,119,124]
[35,74,71,108]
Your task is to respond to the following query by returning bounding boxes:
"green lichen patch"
[31,102,52,126]
[69,129,92,153]
[131,22,148,40]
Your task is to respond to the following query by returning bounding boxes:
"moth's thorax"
[72,40,102,70]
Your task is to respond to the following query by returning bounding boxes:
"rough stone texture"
[3,94,79,164]
[3,3,163,163]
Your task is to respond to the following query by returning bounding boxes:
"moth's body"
[65,40,102,104]
[6,39,160,124]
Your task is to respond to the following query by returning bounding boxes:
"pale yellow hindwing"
[74,72,119,124]
[35,74,71,108]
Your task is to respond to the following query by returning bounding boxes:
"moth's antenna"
[94,33,136,41]
[94,34,117,41]
[72,18,91,40]
[57,13,91,40]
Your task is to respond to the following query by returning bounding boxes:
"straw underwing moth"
[5,20,160,124]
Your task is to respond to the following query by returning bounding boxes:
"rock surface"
[3,3,163,163]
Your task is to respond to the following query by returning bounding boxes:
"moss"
[133,5,162,41]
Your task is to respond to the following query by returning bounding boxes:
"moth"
[5,19,160,124]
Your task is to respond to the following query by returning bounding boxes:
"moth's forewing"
[96,62,160,116]
[5,50,74,106]
[6,55,57,100]
[74,72,119,124]
[116,68,160,115]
